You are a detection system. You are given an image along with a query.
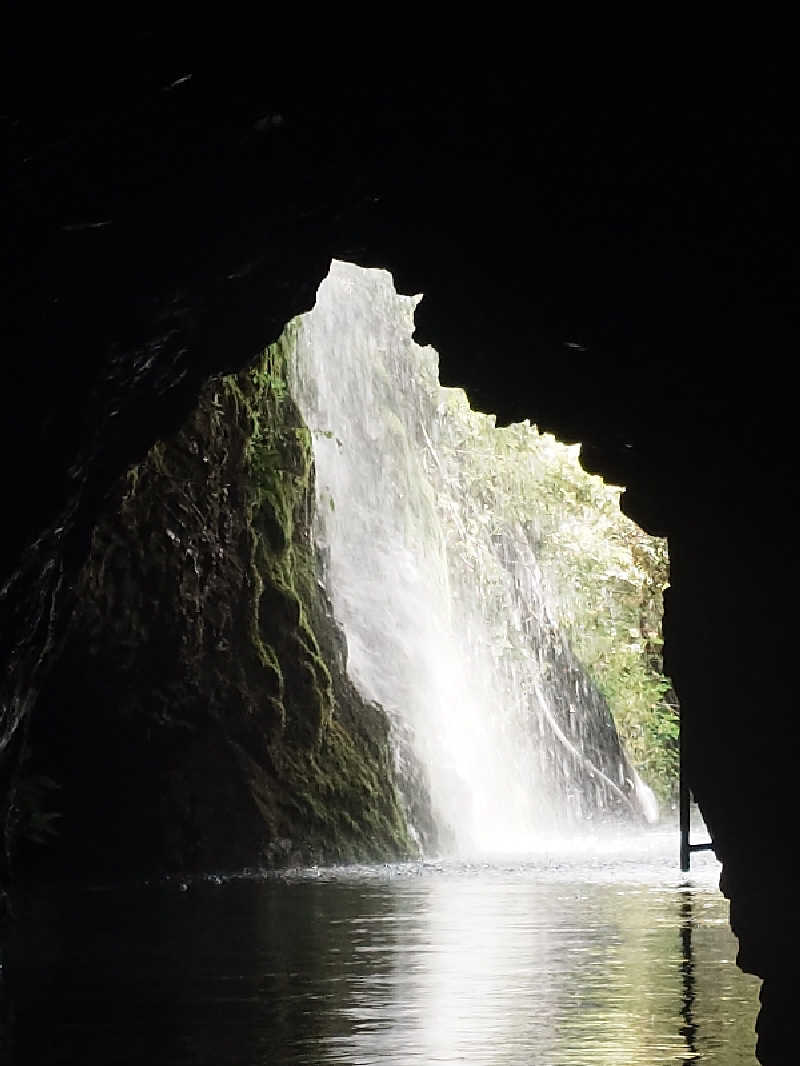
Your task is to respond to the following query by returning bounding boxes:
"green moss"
[10,318,420,882]
[216,339,413,863]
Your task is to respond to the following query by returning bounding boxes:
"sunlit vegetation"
[437,392,678,803]
[523,437,677,802]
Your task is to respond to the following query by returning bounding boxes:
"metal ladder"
[679,715,714,871]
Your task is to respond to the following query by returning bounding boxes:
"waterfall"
[287,260,650,853]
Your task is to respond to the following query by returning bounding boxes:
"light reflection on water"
[1,829,759,1065]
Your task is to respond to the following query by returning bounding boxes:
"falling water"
[287,260,650,853]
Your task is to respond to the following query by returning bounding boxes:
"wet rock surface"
[15,359,413,878]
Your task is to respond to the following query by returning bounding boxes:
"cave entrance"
[276,258,678,854]
[5,259,759,1066]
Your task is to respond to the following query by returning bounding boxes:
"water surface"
[1,829,759,1064]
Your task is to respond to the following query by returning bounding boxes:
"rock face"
[2,45,799,1062]
[17,353,412,877]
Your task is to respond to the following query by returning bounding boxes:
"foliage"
[523,437,678,801]
[285,286,678,808]
[432,391,678,803]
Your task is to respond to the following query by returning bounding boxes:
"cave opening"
[282,257,675,853]
[6,257,762,1066]
[15,257,680,876]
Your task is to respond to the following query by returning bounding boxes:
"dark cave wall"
[664,489,800,1065]
[2,47,799,1062]
[16,353,413,877]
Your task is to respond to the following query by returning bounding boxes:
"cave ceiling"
[2,40,797,548]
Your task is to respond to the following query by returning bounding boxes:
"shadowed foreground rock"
[18,356,413,876]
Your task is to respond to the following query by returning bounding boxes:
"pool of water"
[0,828,760,1064]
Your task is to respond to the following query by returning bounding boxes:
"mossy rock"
[16,343,416,880]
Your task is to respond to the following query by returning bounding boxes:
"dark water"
[1,829,759,1064]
